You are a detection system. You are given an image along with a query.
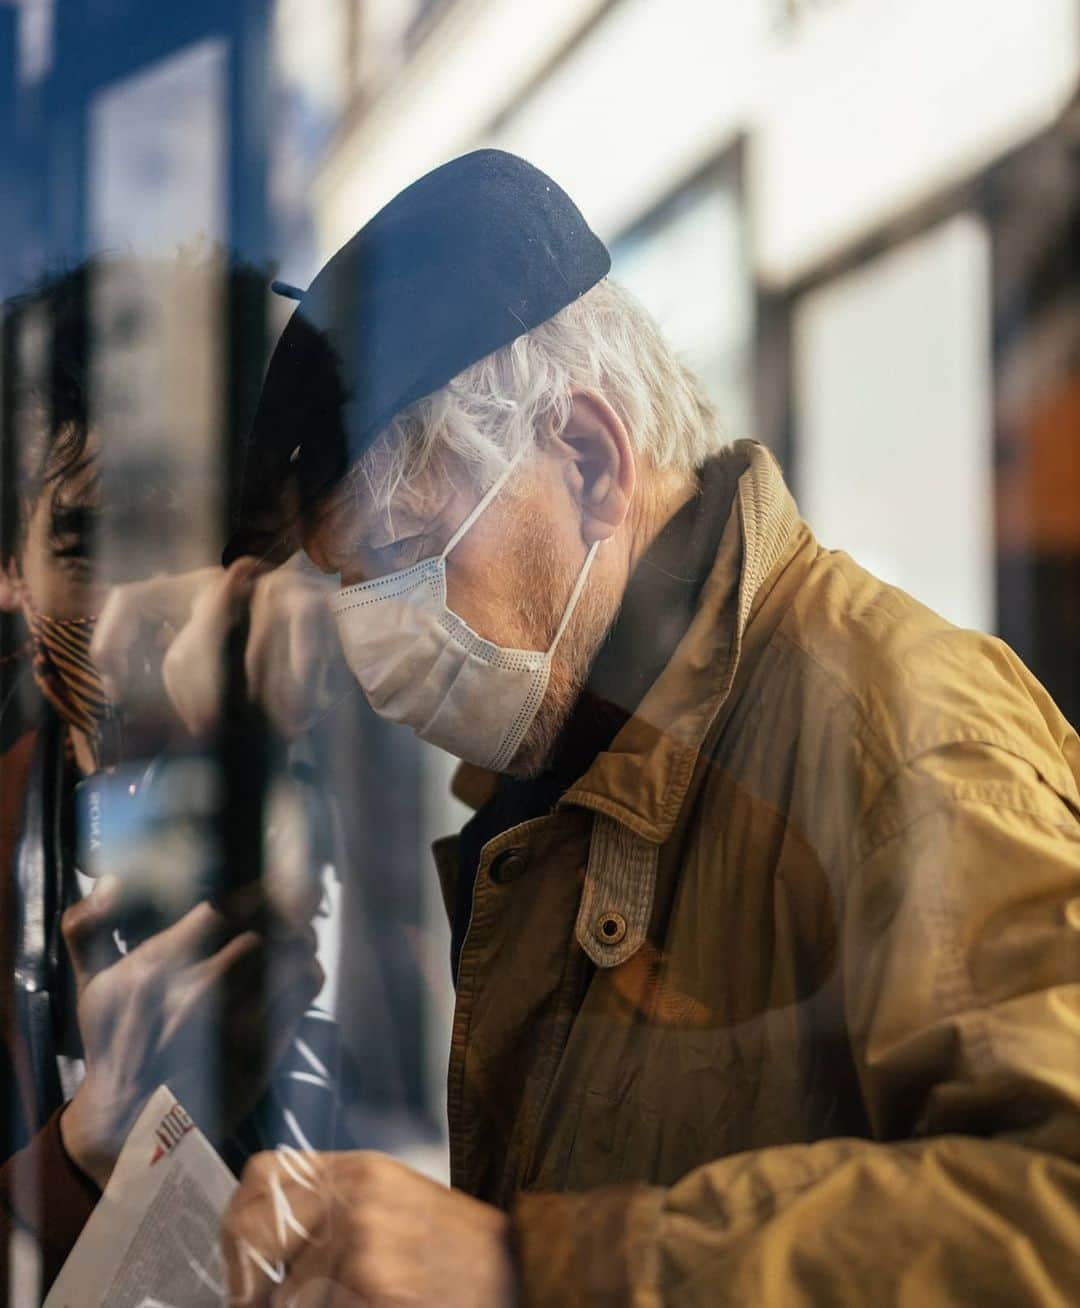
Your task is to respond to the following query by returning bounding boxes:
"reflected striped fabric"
[27,608,110,740]
[270,1006,343,1152]
[229,1005,347,1164]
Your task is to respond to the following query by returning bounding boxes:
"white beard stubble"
[502,504,621,778]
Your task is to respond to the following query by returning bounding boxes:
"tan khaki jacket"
[435,441,1080,1306]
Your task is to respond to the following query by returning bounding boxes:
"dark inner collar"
[450,450,743,980]
[546,453,740,786]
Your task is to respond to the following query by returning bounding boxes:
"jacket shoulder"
[775,548,1080,804]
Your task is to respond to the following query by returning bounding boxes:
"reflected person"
[0,260,328,1301]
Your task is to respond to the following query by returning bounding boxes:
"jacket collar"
[447,441,808,968]
[450,439,806,838]
[559,439,803,845]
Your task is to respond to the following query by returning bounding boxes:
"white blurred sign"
[614,179,752,438]
[754,0,1078,283]
[794,214,994,632]
[87,39,228,568]
[89,38,227,258]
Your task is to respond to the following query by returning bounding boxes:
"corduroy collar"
[559,439,804,845]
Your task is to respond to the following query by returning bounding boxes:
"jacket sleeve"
[511,753,1080,1306]
[1,1107,100,1303]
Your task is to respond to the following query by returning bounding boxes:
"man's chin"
[500,746,550,780]
[501,693,576,779]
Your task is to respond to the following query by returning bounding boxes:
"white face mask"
[328,453,599,772]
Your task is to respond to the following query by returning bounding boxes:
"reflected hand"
[59,879,323,1189]
[92,557,351,738]
[221,1150,518,1307]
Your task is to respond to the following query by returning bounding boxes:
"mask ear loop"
[548,540,599,655]
[438,446,600,657]
[440,448,527,560]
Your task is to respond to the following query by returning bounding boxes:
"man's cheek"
[444,571,511,645]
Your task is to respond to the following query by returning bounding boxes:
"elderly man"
[98,151,1080,1305]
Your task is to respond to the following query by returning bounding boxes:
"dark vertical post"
[217,0,274,1134]
[0,5,19,1204]
[46,0,89,270]
[219,0,272,877]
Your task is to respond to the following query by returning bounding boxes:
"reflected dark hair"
[1,254,272,567]
[1,260,96,565]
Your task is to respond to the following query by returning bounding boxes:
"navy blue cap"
[224,149,610,564]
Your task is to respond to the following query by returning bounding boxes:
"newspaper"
[45,1087,237,1308]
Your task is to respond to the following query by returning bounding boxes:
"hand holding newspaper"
[45,1087,238,1308]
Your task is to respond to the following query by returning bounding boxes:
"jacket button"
[594,910,627,945]
[489,848,528,885]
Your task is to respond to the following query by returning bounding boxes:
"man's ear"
[0,558,24,613]
[550,390,636,545]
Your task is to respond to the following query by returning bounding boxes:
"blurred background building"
[2,0,1078,1180]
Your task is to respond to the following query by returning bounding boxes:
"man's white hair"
[352,276,725,517]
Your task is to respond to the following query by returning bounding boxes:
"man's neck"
[547,453,740,784]
[625,466,699,577]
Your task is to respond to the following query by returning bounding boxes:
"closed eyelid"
[378,532,441,563]
[370,509,449,549]
[380,532,425,549]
